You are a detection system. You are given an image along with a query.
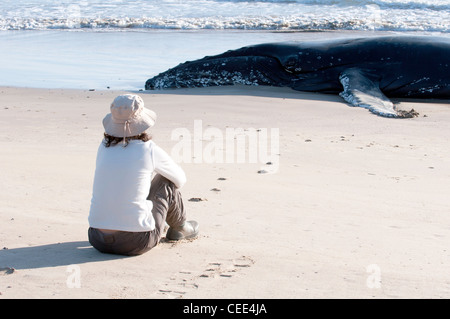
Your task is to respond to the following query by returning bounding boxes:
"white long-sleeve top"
[88,140,186,232]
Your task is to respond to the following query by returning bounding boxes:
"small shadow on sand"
[0,241,125,270]
[135,85,450,105]
[135,85,341,102]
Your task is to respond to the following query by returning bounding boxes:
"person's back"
[88,94,198,256]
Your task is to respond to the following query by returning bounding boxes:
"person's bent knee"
[153,174,176,188]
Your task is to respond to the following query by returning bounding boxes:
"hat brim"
[103,108,157,137]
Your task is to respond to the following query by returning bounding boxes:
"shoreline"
[1,85,450,299]
[2,29,449,91]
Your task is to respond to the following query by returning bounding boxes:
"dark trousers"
[88,174,187,256]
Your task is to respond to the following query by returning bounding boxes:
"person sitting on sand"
[88,94,199,256]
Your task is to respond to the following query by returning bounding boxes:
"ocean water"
[2,0,450,32]
[0,0,449,89]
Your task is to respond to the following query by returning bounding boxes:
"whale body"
[145,36,450,118]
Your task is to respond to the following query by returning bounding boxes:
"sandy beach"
[0,85,450,299]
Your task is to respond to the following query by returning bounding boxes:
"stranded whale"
[145,36,450,118]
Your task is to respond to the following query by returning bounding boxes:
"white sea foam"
[0,0,449,32]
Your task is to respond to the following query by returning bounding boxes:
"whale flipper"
[338,68,401,118]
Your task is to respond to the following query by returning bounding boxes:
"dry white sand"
[0,85,449,299]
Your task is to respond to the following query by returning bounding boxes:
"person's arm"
[153,144,186,188]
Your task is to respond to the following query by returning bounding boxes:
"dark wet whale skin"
[145,36,450,99]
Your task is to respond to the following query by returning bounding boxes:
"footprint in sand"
[200,256,255,279]
[157,256,254,298]
[158,270,200,299]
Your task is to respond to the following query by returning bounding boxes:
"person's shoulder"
[145,139,156,149]
[137,139,154,146]
[150,142,173,159]
[145,139,162,153]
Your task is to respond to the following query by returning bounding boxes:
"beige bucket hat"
[103,94,157,138]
